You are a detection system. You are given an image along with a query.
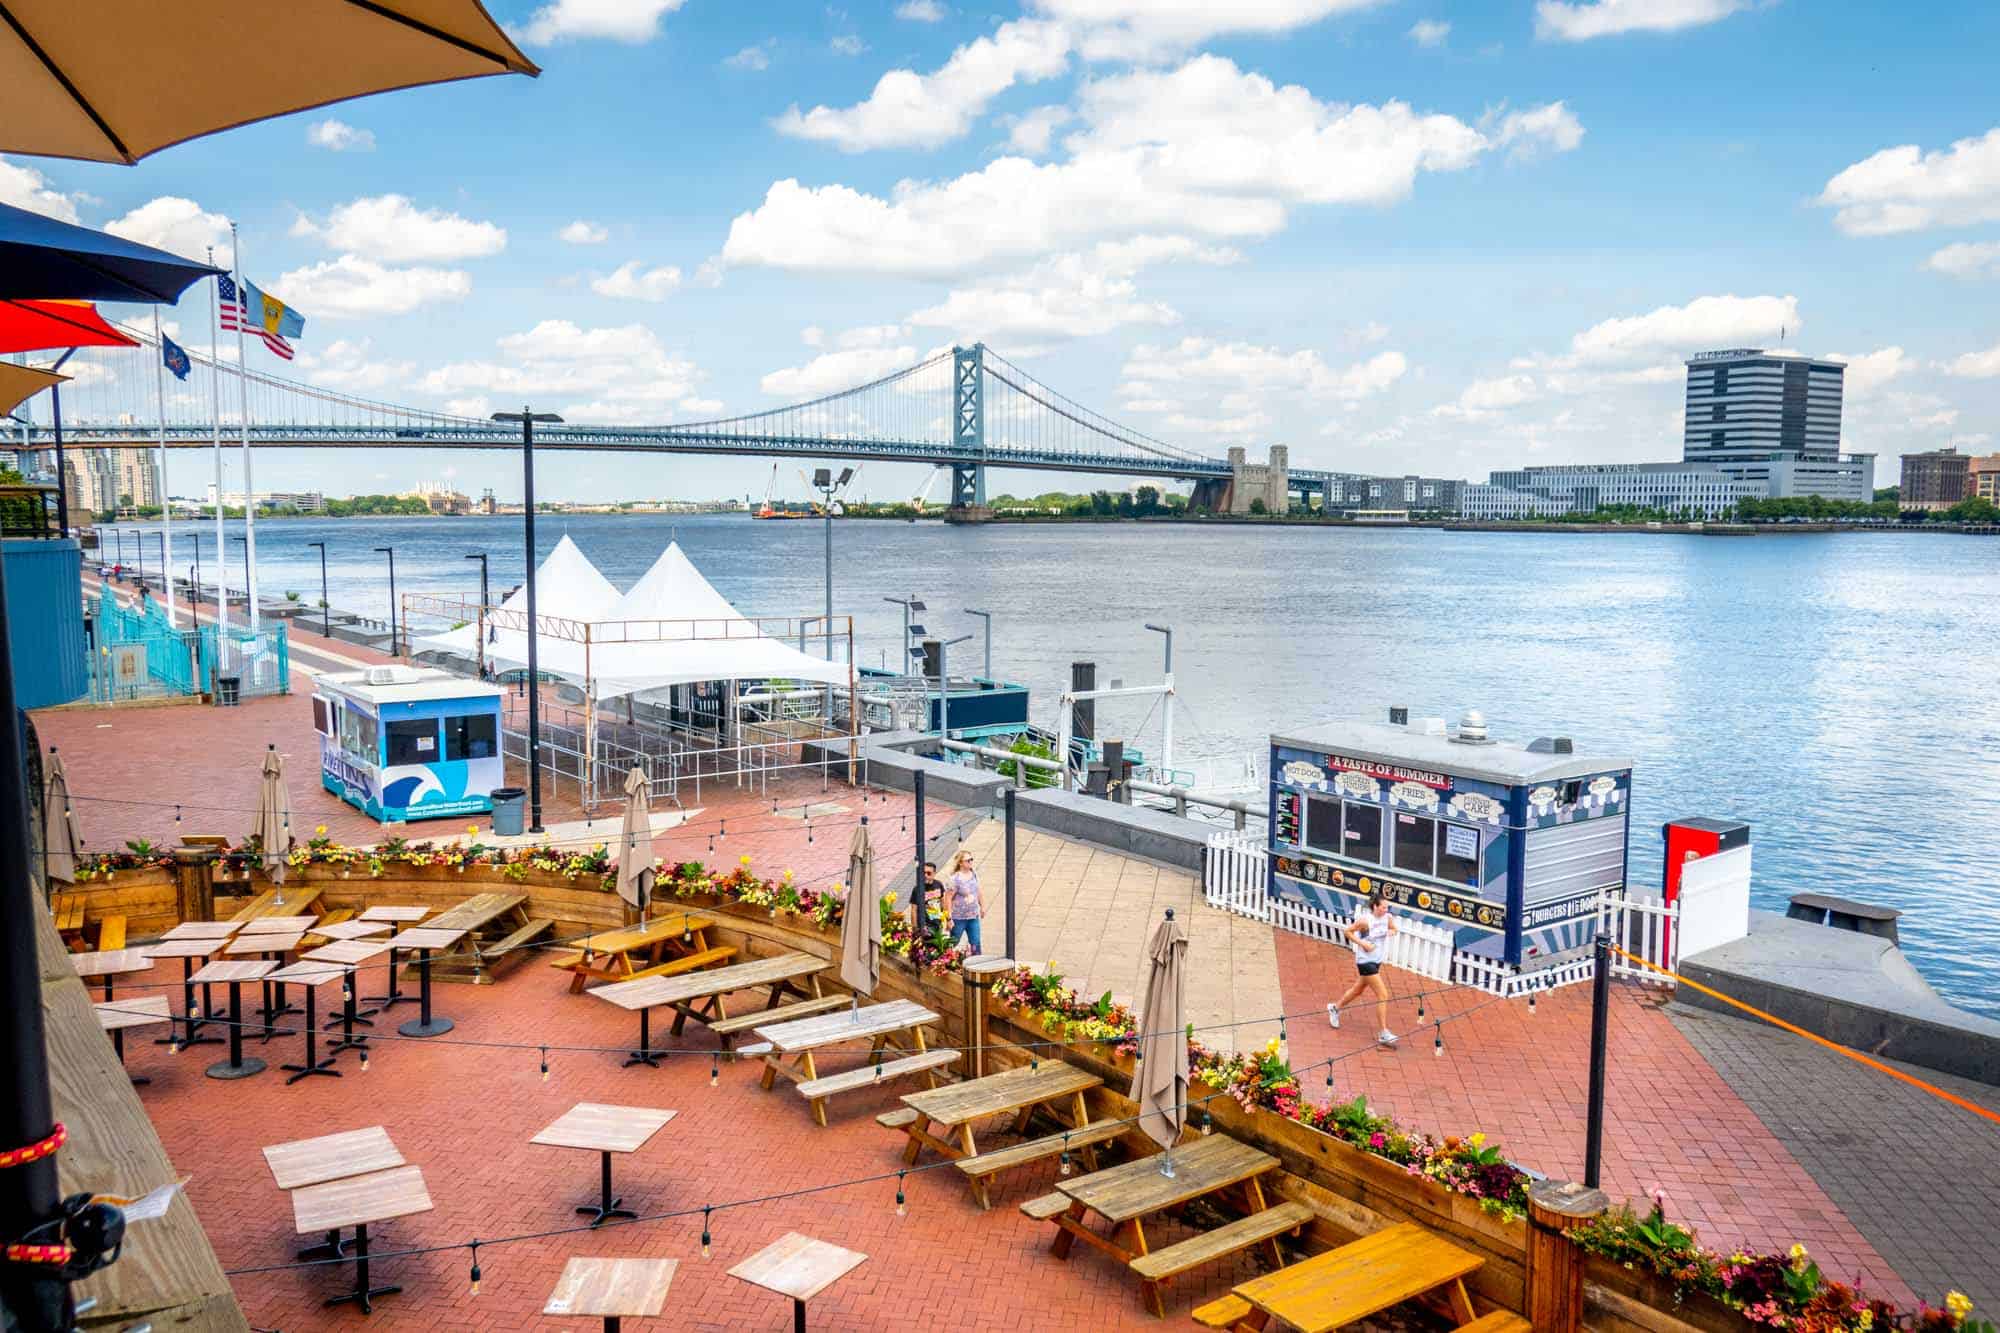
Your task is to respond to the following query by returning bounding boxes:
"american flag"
[218,274,293,360]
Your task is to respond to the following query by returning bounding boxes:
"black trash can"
[490,787,527,837]
[216,676,241,707]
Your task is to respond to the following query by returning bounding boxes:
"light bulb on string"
[1528,984,1538,1017]
[1416,994,1425,1021]
[175,804,182,825]
[707,833,714,853]
[540,1047,549,1082]
[710,1055,719,1088]
[719,819,725,841]
[700,1206,712,1259]
[895,1171,907,1217]
[807,822,813,844]
[468,1241,481,1296]
[1059,1134,1072,1176]
[1201,1112,1213,1136]
[359,1047,370,1072]
[1433,1022,1443,1058]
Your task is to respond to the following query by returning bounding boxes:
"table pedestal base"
[623,1009,661,1068]
[576,1152,636,1228]
[206,980,267,1080]
[110,1029,151,1087]
[297,1228,354,1262]
[282,986,341,1085]
[397,952,452,1037]
[323,1223,399,1314]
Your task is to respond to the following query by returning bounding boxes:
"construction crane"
[753,463,810,520]
[909,467,948,518]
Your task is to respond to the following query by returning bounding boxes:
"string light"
[1528,983,1538,1017]
[174,804,182,825]
[806,822,813,844]
[468,1241,481,1295]
[718,818,725,841]
[1201,1112,1212,1136]
[700,1206,712,1259]
[894,1171,907,1217]
[710,1055,719,1088]
[1433,1022,1443,1058]
[1058,1134,1071,1177]
[1416,994,1425,1021]
[540,1047,549,1082]
[359,1048,369,1072]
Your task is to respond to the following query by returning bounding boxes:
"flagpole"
[231,221,259,635]
[208,248,228,631]
[151,308,176,627]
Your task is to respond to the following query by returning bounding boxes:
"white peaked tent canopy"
[413,534,622,661]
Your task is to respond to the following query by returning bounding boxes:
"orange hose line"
[1608,946,2000,1129]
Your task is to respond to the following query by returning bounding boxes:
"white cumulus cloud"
[1548,294,1800,366]
[1491,101,1585,159]
[1408,19,1450,46]
[559,219,609,245]
[0,155,81,222]
[103,196,234,266]
[897,0,947,19]
[518,0,686,44]
[274,256,472,318]
[1824,347,1913,399]
[1818,127,2000,236]
[761,343,919,398]
[421,319,706,423]
[296,338,412,391]
[1004,105,1072,156]
[1924,240,2000,278]
[1941,342,2000,379]
[590,261,683,302]
[1535,0,1744,42]
[830,35,868,56]
[292,194,507,263]
[1121,338,1408,424]
[909,235,1234,340]
[775,19,1070,152]
[724,43,771,71]
[306,119,375,152]
[1435,374,1540,419]
[1029,0,1384,62]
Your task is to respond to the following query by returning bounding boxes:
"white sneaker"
[1377,1029,1398,1047]
[1326,1003,1340,1029]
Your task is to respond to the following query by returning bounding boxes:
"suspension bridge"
[7,326,1341,513]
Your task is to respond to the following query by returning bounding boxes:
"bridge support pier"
[1189,478,1230,513]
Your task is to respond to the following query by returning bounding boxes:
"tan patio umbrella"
[41,746,78,884]
[615,766,655,919]
[838,817,880,1022]
[1135,907,1190,1177]
[1,2,538,166]
[249,744,292,888]
[0,360,66,417]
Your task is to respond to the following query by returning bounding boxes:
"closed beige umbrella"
[615,766,655,919]
[1,2,537,166]
[249,744,292,887]
[838,818,880,1022]
[1135,907,1190,1176]
[41,746,78,883]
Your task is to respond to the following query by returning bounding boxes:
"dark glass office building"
[1683,348,1845,474]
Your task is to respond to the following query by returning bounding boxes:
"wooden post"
[172,845,218,923]
[1525,1179,1608,1333]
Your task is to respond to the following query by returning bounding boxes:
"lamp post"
[229,535,246,618]
[884,595,924,674]
[374,546,397,656]
[148,531,166,603]
[188,548,200,630]
[465,553,491,678]
[963,607,992,680]
[1144,622,1174,776]
[812,468,852,662]
[306,541,330,638]
[495,408,562,835]
[935,633,973,741]
[46,348,76,539]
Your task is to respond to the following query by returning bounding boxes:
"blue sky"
[8,0,2000,501]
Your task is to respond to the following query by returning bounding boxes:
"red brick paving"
[1274,931,1916,1305]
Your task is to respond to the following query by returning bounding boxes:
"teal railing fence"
[92,585,289,702]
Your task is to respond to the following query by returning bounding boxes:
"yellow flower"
[1788,1243,1808,1263]
[314,824,327,835]
[1469,1132,1487,1148]
[1858,1311,1872,1331]
[739,855,752,866]
[467,824,478,835]
[1946,1292,1973,1319]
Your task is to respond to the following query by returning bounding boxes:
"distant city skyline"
[6,2,2000,501]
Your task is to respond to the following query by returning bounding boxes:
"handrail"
[938,737,1263,827]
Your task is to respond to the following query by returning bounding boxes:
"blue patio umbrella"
[0,201,222,303]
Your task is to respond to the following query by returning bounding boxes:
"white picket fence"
[1204,829,1678,996]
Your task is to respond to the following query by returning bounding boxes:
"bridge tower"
[950,343,988,515]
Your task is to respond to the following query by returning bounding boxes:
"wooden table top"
[728,1232,866,1303]
[94,995,173,1032]
[266,960,346,987]
[530,1103,678,1154]
[754,999,938,1052]
[238,915,321,934]
[425,892,527,931]
[161,921,241,940]
[225,931,304,956]
[1232,1222,1484,1333]
[229,887,324,921]
[592,951,826,1012]
[144,938,229,960]
[263,1126,405,1190]
[901,1061,1101,1127]
[313,920,392,941]
[575,913,713,956]
[1058,1134,1278,1223]
[360,905,431,923]
[189,959,278,985]
[387,927,467,951]
[290,1165,432,1234]
[303,939,394,966]
[70,948,156,978]
[544,1257,677,1318]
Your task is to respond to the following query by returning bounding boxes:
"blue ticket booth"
[1267,710,1632,968]
[313,666,505,822]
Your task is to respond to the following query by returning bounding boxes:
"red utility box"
[1661,817,1749,960]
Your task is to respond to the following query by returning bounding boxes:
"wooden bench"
[710,994,848,1038]
[52,893,85,948]
[1129,1200,1313,1313]
[96,916,127,952]
[620,945,735,983]
[956,1119,1126,1209]
[1191,1294,1254,1329]
[1454,1312,1531,1333]
[876,1108,920,1130]
[1019,1192,1072,1221]
[794,1049,959,1103]
[300,908,354,947]
[477,918,554,971]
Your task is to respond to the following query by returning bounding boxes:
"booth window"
[1342,801,1382,864]
[444,712,497,761]
[1438,821,1481,887]
[1304,794,1343,855]
[386,718,439,765]
[1393,812,1436,875]
[312,696,332,737]
[339,707,375,760]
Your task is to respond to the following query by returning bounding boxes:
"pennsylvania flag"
[161,333,191,381]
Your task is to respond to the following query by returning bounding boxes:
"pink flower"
[1369,1132,1387,1148]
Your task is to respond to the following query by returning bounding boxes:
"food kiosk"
[1268,709,1632,969]
[312,666,506,822]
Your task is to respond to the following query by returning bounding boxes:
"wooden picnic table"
[755,999,949,1128]
[1228,1222,1486,1332]
[51,892,86,948]
[228,885,325,922]
[556,913,721,993]
[290,1165,433,1314]
[544,1256,677,1331]
[424,892,546,984]
[530,1103,678,1227]
[1047,1133,1281,1318]
[591,951,828,1065]
[360,905,431,924]
[898,1061,1103,1189]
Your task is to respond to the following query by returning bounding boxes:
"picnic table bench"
[754,999,952,1128]
[423,892,550,984]
[51,892,86,949]
[550,913,729,993]
[591,950,829,1066]
[1030,1132,1293,1319]
[890,1061,1108,1208]
[1196,1221,1494,1332]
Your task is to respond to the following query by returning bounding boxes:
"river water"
[106,512,2000,1016]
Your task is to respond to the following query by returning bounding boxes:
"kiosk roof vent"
[1451,709,1494,745]
[1526,736,1575,755]
[365,664,420,686]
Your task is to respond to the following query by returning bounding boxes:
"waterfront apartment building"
[202,484,326,513]
[1968,453,2000,502]
[50,447,158,514]
[1324,474,1463,514]
[1683,348,1845,477]
[1899,448,1971,509]
[1465,462,1761,519]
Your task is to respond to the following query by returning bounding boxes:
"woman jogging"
[1328,890,1398,1047]
[945,850,985,954]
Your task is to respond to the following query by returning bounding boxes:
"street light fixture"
[495,408,562,834]
[934,633,974,741]
[306,541,330,639]
[374,547,398,657]
[812,468,853,663]
[883,595,925,672]
[962,607,992,680]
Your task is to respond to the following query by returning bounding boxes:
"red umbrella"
[0,298,136,354]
